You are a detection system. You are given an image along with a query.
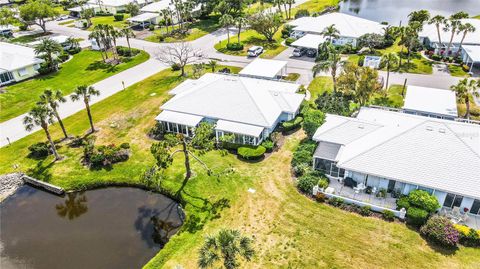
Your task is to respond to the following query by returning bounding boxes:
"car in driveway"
[56,15,70,21]
[292,47,307,57]
[306,49,317,58]
[247,46,264,57]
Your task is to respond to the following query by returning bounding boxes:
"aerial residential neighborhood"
[0,0,479,268]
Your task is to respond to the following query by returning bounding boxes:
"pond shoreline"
[0,173,23,203]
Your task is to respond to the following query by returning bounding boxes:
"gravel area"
[0,173,24,202]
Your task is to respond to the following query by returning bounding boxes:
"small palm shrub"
[261,139,275,152]
[420,216,459,248]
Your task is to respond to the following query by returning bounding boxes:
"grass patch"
[284,73,300,81]
[145,16,221,43]
[245,2,273,15]
[377,40,433,74]
[58,19,75,26]
[448,64,470,77]
[292,0,340,15]
[10,32,52,43]
[371,84,405,108]
[307,76,333,102]
[0,49,149,122]
[86,15,131,30]
[474,15,480,19]
[213,28,287,59]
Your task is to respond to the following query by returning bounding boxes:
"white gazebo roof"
[291,34,326,49]
[216,120,264,137]
[239,58,287,79]
[403,85,458,118]
[462,45,480,62]
[155,110,203,126]
[127,12,159,23]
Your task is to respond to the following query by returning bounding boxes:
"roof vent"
[426,126,433,131]
[439,128,446,133]
[358,124,365,129]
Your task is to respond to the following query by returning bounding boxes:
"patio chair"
[344,177,357,188]
[453,207,461,217]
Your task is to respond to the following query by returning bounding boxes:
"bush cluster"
[302,107,325,138]
[420,216,459,248]
[114,14,124,21]
[237,145,266,160]
[58,51,70,62]
[396,190,440,226]
[295,9,310,19]
[285,37,295,46]
[67,47,81,55]
[406,207,429,227]
[83,137,130,168]
[95,11,113,16]
[260,139,275,152]
[454,224,480,247]
[291,140,316,176]
[226,43,244,51]
[297,169,327,194]
[382,210,395,221]
[282,116,303,132]
[117,46,140,57]
[28,142,50,158]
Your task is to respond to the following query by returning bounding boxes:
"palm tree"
[220,14,234,45]
[23,105,61,160]
[34,38,63,71]
[198,229,254,269]
[160,9,170,34]
[321,24,340,44]
[234,16,248,44]
[381,52,399,90]
[451,79,480,119]
[107,25,120,61]
[445,12,469,57]
[206,60,217,72]
[120,27,135,54]
[455,23,476,57]
[38,89,69,139]
[71,85,100,133]
[428,15,446,53]
[312,44,344,92]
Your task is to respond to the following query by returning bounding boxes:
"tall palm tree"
[451,79,480,120]
[198,229,254,269]
[160,9,170,34]
[120,27,135,54]
[234,16,248,44]
[65,36,80,50]
[71,85,100,133]
[428,15,446,53]
[219,14,234,45]
[34,38,63,70]
[321,24,340,43]
[23,105,61,160]
[381,52,399,90]
[455,23,476,57]
[38,89,69,139]
[445,12,469,57]
[312,44,344,92]
[107,25,120,61]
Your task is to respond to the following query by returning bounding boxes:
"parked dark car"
[292,47,307,57]
[306,49,317,58]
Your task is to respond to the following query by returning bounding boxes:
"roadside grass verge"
[0,49,149,122]
[292,0,340,15]
[86,15,131,30]
[145,16,221,43]
[448,64,470,77]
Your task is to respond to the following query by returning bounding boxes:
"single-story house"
[67,4,100,17]
[238,58,288,79]
[312,107,480,219]
[461,45,480,72]
[87,0,153,14]
[288,12,385,48]
[0,42,44,86]
[127,12,161,27]
[139,0,201,25]
[290,34,327,50]
[155,73,304,145]
[28,35,74,50]
[363,55,381,69]
[420,19,480,55]
[403,85,458,120]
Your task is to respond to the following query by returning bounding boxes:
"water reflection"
[55,192,88,220]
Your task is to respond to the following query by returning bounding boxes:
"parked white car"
[247,46,264,57]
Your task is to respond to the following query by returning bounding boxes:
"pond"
[0,186,183,269]
[339,0,480,25]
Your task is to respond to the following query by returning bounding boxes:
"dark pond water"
[339,0,480,25]
[0,186,183,269]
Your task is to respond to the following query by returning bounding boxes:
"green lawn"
[145,16,221,43]
[10,32,52,43]
[86,15,131,30]
[53,6,70,15]
[448,64,470,77]
[0,49,149,122]
[292,0,340,15]
[474,15,480,19]
[1,65,479,268]
[213,29,287,59]
[245,2,273,15]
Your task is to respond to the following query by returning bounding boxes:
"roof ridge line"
[239,78,276,126]
[442,121,480,158]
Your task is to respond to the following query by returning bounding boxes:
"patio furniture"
[353,183,366,193]
[325,187,335,194]
[344,177,357,188]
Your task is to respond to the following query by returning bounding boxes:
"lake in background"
[0,186,183,269]
[339,0,480,25]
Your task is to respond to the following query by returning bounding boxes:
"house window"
[17,68,28,77]
[418,186,434,195]
[443,193,463,208]
[0,72,14,84]
[471,199,480,215]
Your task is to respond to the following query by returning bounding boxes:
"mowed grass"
[245,2,273,15]
[86,15,131,30]
[448,64,470,77]
[0,66,479,268]
[292,0,340,15]
[145,16,221,43]
[0,49,149,122]
[214,29,287,59]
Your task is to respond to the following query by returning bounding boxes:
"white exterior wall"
[461,197,475,211]
[434,191,447,206]
[332,37,357,47]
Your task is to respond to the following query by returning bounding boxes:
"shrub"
[302,108,325,138]
[237,145,266,160]
[376,188,387,198]
[84,141,130,168]
[261,139,274,152]
[357,55,365,66]
[28,142,50,158]
[149,24,155,31]
[148,122,165,140]
[120,143,130,149]
[420,216,459,248]
[157,35,165,42]
[431,54,442,61]
[171,63,181,71]
[282,116,303,131]
[382,210,395,221]
[317,177,329,189]
[67,47,81,55]
[406,207,429,227]
[315,91,352,116]
[291,140,316,168]
[292,163,311,177]
[58,51,70,62]
[462,64,470,72]
[114,14,124,21]
[396,196,410,210]
[285,37,295,46]
[296,174,318,194]
[69,136,85,148]
[295,9,310,19]
[281,25,294,38]
[117,46,140,57]
[455,225,480,247]
[315,192,326,202]
[327,197,344,207]
[407,190,440,213]
[360,206,371,216]
[226,43,244,51]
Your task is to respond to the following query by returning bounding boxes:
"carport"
[291,34,326,51]
[127,12,159,29]
[461,45,480,73]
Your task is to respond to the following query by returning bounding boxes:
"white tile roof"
[28,35,71,46]
[313,107,480,199]
[291,34,327,49]
[0,42,44,72]
[140,0,171,13]
[88,0,141,7]
[420,19,480,45]
[160,73,302,128]
[462,45,480,62]
[290,12,384,38]
[155,110,203,126]
[403,85,458,118]
[216,120,264,137]
[239,58,287,79]
[127,12,159,22]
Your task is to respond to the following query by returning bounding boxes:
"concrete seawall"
[22,175,65,195]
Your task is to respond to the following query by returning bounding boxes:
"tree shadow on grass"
[405,224,458,256]
[86,60,119,73]
[26,159,54,183]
